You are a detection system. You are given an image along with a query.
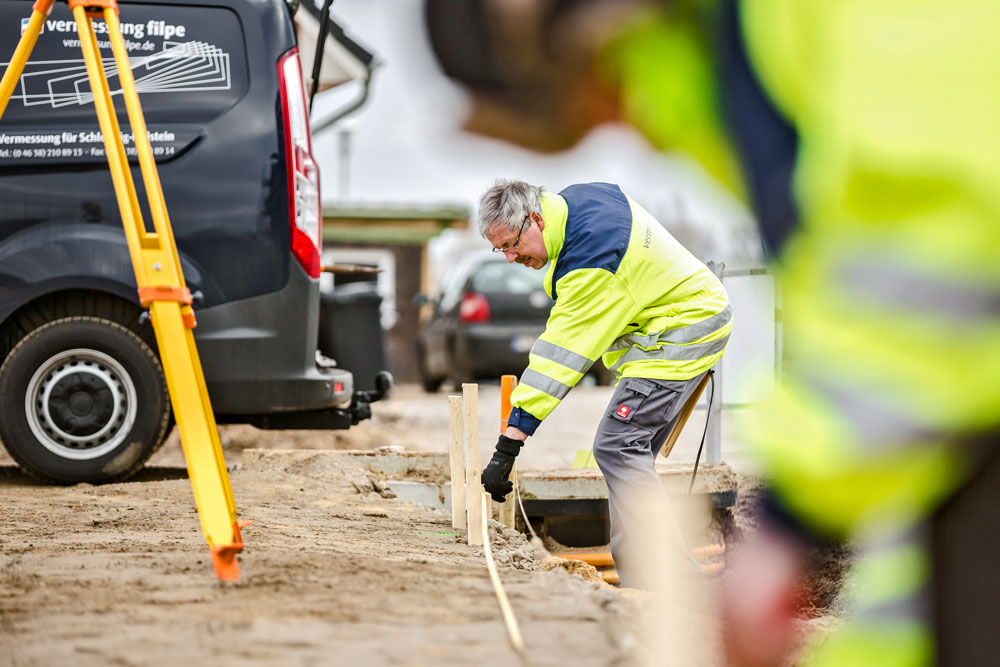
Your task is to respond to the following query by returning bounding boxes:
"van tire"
[0,316,171,484]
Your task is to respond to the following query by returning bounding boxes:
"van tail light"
[459,292,491,323]
[277,48,322,279]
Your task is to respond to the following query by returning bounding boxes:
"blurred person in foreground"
[427,0,1000,665]
[477,179,731,591]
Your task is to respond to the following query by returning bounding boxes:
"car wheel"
[447,337,475,386]
[416,343,444,393]
[0,316,171,484]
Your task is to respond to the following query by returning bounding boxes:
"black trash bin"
[318,282,389,392]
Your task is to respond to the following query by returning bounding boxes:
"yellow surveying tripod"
[0,0,247,581]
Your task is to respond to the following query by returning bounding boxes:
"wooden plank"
[463,383,483,546]
[447,395,466,531]
[658,371,711,459]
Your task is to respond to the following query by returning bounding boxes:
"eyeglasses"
[492,216,530,254]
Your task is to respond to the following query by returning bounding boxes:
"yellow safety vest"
[508,183,730,435]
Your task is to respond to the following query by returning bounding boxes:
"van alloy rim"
[25,348,138,460]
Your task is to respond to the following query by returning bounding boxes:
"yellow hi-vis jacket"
[507,183,731,435]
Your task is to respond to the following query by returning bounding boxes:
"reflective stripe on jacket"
[508,183,730,435]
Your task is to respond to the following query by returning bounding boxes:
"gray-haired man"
[478,179,731,588]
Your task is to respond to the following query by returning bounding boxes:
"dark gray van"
[0,0,388,483]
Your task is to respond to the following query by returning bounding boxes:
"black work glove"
[481,435,522,502]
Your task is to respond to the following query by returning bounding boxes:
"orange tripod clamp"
[67,0,118,17]
[138,286,197,329]
[31,0,56,14]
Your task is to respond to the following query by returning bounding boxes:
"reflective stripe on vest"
[660,305,733,343]
[851,525,929,623]
[608,305,732,353]
[520,368,573,399]
[530,339,594,374]
[606,306,732,372]
[609,333,730,372]
[840,258,1000,320]
[808,377,939,451]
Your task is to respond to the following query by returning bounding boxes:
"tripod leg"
[0,0,55,117]
[70,1,245,581]
[72,8,147,272]
[103,8,185,279]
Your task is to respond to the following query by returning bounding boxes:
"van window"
[0,1,248,164]
[2,1,249,123]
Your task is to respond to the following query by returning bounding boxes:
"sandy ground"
[0,384,839,666]
[0,449,726,666]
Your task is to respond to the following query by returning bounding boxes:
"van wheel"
[0,316,171,484]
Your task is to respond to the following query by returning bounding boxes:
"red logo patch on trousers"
[616,405,630,418]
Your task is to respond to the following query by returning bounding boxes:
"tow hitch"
[348,370,393,425]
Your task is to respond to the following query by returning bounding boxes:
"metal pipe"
[310,67,377,136]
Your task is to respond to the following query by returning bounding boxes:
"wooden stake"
[498,375,518,529]
[463,383,484,546]
[447,395,466,531]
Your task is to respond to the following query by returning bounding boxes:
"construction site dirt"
[0,385,847,665]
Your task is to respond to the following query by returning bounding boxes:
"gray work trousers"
[592,373,707,589]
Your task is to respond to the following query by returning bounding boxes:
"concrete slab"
[240,450,737,515]
[518,462,737,500]
[385,480,452,511]
[330,449,449,478]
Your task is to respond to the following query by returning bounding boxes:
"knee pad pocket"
[608,378,655,423]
